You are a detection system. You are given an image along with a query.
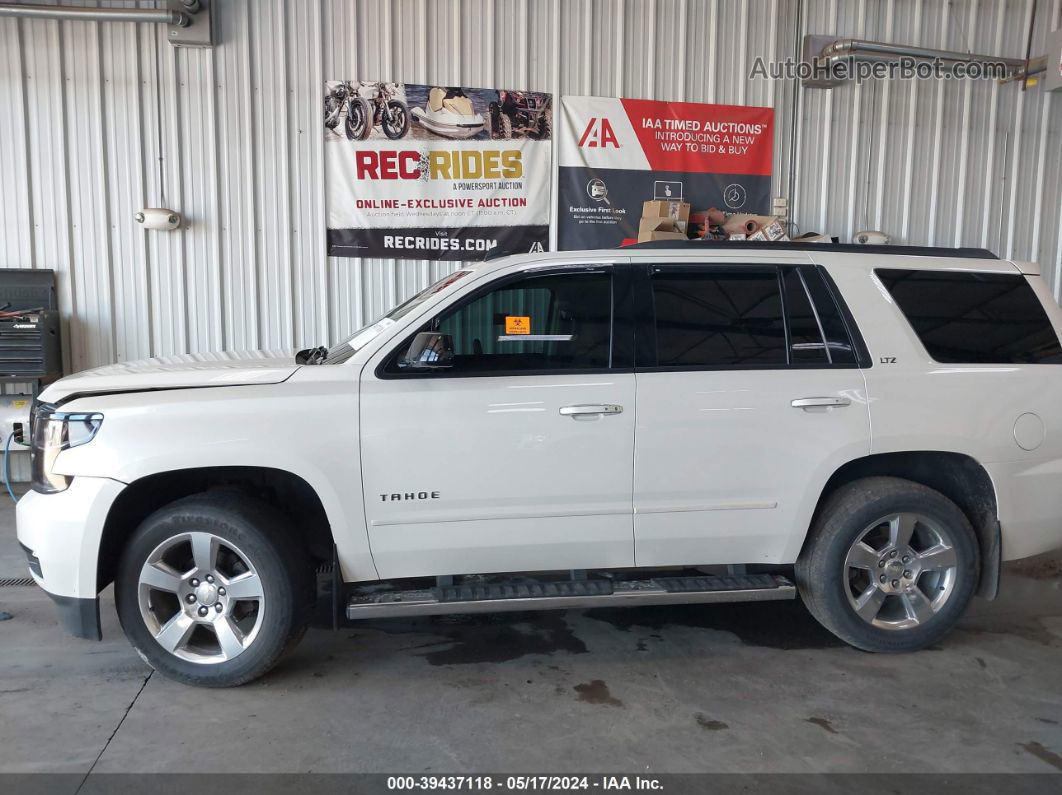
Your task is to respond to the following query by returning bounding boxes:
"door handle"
[559,404,624,417]
[791,396,851,409]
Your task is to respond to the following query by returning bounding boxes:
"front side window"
[389,269,613,374]
[650,269,787,367]
[876,269,1062,364]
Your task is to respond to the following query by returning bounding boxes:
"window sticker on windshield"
[348,317,397,351]
[505,316,531,335]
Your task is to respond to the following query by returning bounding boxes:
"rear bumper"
[985,459,1062,561]
[15,476,126,639]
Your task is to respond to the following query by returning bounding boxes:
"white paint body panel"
[821,252,1062,561]
[15,248,1062,608]
[360,373,636,578]
[632,369,870,566]
[41,366,377,584]
[39,350,300,403]
[16,477,126,599]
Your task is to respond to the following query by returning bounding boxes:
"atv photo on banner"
[325,80,552,262]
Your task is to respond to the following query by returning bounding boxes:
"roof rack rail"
[622,239,999,259]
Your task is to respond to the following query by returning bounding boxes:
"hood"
[40,349,301,404]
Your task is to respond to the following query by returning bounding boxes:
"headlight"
[30,403,104,494]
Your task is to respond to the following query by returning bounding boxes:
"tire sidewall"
[801,480,979,651]
[116,496,305,687]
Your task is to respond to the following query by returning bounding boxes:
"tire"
[382,100,410,139]
[497,112,513,140]
[539,106,552,140]
[488,102,501,138]
[324,97,340,130]
[115,492,313,687]
[344,97,371,141]
[795,476,979,652]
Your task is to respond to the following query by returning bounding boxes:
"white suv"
[16,242,1062,686]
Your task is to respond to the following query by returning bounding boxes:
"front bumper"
[15,476,127,640]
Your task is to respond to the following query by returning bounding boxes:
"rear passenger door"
[631,261,872,566]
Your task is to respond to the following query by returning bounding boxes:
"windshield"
[324,270,471,364]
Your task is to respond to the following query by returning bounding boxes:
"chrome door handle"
[791,397,851,408]
[559,404,624,417]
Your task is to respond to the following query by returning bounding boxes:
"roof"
[622,240,1000,259]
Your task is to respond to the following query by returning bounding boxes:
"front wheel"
[115,492,312,687]
[382,100,409,139]
[795,476,979,652]
[344,97,372,140]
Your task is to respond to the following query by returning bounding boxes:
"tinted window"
[783,268,828,364]
[801,267,857,365]
[877,269,1062,364]
[396,270,612,374]
[651,270,786,366]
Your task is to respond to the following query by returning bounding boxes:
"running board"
[345,573,795,620]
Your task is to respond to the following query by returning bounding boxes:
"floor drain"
[0,577,35,587]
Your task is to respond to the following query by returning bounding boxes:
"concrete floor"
[2,494,1062,776]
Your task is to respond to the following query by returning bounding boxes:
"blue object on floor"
[3,431,16,502]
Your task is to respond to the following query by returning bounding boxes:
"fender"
[47,371,377,583]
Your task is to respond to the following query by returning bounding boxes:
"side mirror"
[400,332,454,370]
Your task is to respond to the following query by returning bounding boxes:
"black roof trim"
[622,240,1000,260]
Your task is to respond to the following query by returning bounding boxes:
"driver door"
[359,263,636,579]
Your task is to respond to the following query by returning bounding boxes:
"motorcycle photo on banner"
[326,81,552,261]
[558,95,774,250]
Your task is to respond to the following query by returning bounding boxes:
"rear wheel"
[115,492,312,687]
[795,476,978,652]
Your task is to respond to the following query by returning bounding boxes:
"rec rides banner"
[325,81,552,261]
[558,96,774,249]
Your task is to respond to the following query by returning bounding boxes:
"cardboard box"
[642,199,690,231]
[637,217,688,243]
[638,197,691,242]
[638,217,678,234]
[762,219,787,241]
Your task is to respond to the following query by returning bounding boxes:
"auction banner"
[326,81,552,261]
[558,96,774,249]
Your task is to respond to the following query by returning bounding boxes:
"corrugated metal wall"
[1,0,1061,380]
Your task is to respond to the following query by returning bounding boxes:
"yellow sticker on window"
[505,316,531,335]
[11,400,27,409]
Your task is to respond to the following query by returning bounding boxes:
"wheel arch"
[96,466,334,594]
[805,451,1001,599]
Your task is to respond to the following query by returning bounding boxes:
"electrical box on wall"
[1046,28,1062,93]
[0,395,32,445]
[167,0,214,48]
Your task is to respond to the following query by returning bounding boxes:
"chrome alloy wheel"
[137,532,266,664]
[842,512,959,630]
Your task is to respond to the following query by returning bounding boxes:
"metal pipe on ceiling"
[0,2,191,27]
[818,38,1028,70]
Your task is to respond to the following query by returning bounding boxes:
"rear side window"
[783,268,828,364]
[651,269,787,366]
[876,269,1062,364]
[801,267,857,365]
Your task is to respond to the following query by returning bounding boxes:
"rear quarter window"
[876,268,1062,364]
